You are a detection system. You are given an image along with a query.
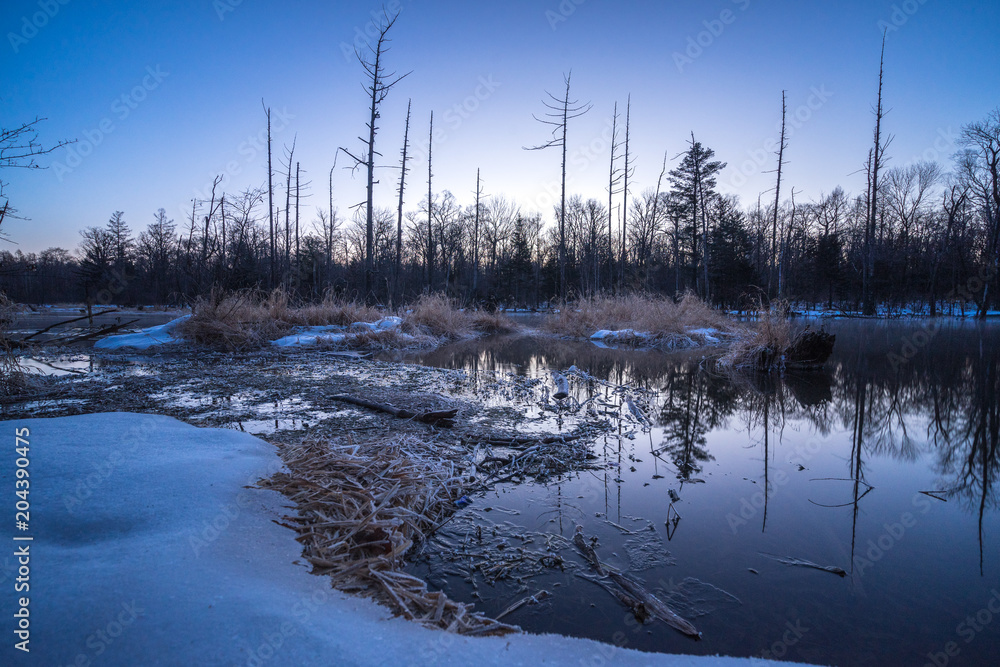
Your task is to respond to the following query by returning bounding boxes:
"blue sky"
[2,0,999,254]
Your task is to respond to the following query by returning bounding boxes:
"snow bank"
[590,328,650,342]
[350,315,403,332]
[272,326,347,348]
[686,328,721,344]
[0,413,820,666]
[93,314,191,350]
[272,317,404,348]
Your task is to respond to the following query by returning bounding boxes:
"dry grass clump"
[719,300,794,371]
[0,293,28,396]
[403,294,472,339]
[179,289,293,350]
[545,293,734,341]
[260,435,518,636]
[404,294,520,337]
[180,289,518,350]
[468,309,521,335]
[297,289,382,327]
[180,288,386,350]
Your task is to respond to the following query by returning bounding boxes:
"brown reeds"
[0,293,27,396]
[179,290,518,350]
[544,292,737,345]
[718,299,794,371]
[260,435,519,636]
[179,288,385,351]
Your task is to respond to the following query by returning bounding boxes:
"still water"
[401,320,999,666]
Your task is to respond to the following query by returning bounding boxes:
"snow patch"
[589,328,651,342]
[686,327,721,343]
[0,413,822,666]
[93,314,191,350]
[272,317,404,348]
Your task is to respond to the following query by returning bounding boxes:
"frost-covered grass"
[177,289,518,351]
[545,293,738,346]
[0,292,28,396]
[719,300,795,370]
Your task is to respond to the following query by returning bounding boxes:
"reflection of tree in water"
[829,323,999,571]
[927,338,999,573]
[411,326,998,534]
[655,362,736,480]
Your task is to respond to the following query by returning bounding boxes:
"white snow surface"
[590,328,649,341]
[271,317,404,348]
[93,314,191,350]
[0,413,822,666]
[686,328,721,343]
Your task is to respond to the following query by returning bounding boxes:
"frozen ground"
[0,413,819,666]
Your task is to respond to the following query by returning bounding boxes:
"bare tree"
[472,168,486,296]
[0,116,73,233]
[606,102,623,293]
[620,94,634,289]
[959,107,1000,317]
[864,32,893,315]
[262,102,277,287]
[426,111,434,290]
[281,136,297,280]
[525,72,592,300]
[767,90,788,298]
[394,99,412,302]
[341,8,411,300]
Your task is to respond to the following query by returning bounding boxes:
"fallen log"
[15,309,119,345]
[573,526,607,576]
[329,394,458,427]
[572,525,700,638]
[608,571,701,638]
[51,319,139,346]
[576,573,650,624]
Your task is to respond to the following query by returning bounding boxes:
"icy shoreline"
[0,413,819,666]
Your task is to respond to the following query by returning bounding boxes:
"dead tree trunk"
[769,91,788,299]
[473,167,483,296]
[865,32,892,316]
[394,99,411,303]
[340,9,410,302]
[427,111,434,290]
[620,94,632,290]
[525,72,591,302]
[264,101,276,288]
[607,102,622,294]
[283,135,296,282]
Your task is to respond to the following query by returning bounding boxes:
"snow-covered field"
[0,413,819,666]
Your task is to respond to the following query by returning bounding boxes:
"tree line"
[1,12,998,316]
[1,107,996,317]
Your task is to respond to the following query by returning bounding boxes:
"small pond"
[398,320,999,666]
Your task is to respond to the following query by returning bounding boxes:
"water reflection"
[403,320,999,664]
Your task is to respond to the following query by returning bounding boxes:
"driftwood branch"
[14,309,119,345]
[329,394,458,427]
[48,319,139,346]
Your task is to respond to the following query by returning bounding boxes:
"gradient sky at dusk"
[3,0,999,254]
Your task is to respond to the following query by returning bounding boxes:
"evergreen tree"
[669,137,725,300]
